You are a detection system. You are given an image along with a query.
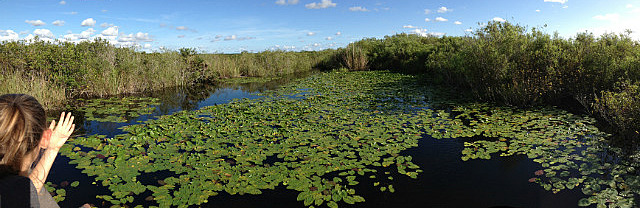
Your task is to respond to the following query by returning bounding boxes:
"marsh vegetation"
[2,21,640,207]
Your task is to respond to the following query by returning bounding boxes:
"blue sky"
[1,0,639,53]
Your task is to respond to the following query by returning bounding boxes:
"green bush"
[593,82,640,137]
[343,21,640,137]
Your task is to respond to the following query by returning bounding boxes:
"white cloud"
[100,23,113,28]
[25,20,46,26]
[276,0,299,5]
[59,1,66,5]
[237,36,255,41]
[118,34,136,42]
[410,28,428,37]
[326,36,333,40]
[65,11,78,15]
[81,18,96,27]
[63,33,78,41]
[33,29,54,38]
[593,13,620,22]
[307,32,315,36]
[52,20,65,26]
[429,32,446,36]
[305,0,336,9]
[349,6,369,12]
[543,0,567,4]
[403,25,417,28]
[626,4,633,8]
[454,21,462,25]
[578,10,640,40]
[437,7,452,13]
[221,35,253,41]
[536,9,541,12]
[101,26,118,36]
[562,5,568,9]
[79,28,96,39]
[492,17,506,22]
[435,17,448,22]
[134,32,152,42]
[172,26,196,33]
[144,44,152,49]
[424,18,431,22]
[20,30,29,35]
[101,9,108,13]
[335,31,341,36]
[465,29,473,32]
[0,30,19,42]
[424,9,431,14]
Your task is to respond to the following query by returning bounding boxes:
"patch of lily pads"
[59,71,638,207]
[75,97,160,123]
[60,71,447,207]
[454,104,640,207]
[44,180,80,202]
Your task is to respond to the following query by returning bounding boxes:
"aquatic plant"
[44,180,80,203]
[454,104,640,207]
[75,97,160,123]
[60,71,443,207]
[58,71,637,207]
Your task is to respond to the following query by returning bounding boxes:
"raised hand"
[48,112,75,150]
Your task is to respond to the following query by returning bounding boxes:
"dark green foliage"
[348,21,640,138]
[593,82,640,136]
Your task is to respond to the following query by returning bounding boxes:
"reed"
[0,39,331,110]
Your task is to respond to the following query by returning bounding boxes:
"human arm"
[29,112,75,193]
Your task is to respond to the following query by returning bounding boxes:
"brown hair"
[0,94,47,176]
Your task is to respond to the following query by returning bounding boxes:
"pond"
[47,71,638,208]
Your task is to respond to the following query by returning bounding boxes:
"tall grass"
[339,44,368,71]
[0,71,66,108]
[0,39,332,110]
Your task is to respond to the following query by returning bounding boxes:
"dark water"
[49,71,589,208]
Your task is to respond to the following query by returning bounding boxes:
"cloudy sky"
[1,0,639,53]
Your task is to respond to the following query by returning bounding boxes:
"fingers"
[52,112,75,135]
[58,112,65,128]
[68,114,75,130]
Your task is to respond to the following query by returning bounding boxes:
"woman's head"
[0,94,48,176]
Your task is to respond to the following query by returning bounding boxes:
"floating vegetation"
[75,97,160,123]
[455,104,640,207]
[58,71,636,207]
[44,181,80,202]
[61,71,442,207]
